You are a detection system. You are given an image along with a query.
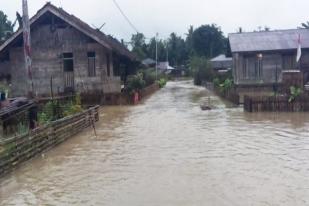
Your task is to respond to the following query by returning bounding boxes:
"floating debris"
[200,104,212,110]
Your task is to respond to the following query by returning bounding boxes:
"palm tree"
[301,21,309,29]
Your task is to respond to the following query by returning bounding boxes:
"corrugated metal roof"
[229,29,309,53]
[0,3,137,61]
[142,58,156,65]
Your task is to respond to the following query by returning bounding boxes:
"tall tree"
[301,21,309,29]
[185,25,194,56]
[167,32,187,66]
[0,11,14,43]
[131,33,148,60]
[146,37,166,62]
[192,24,226,58]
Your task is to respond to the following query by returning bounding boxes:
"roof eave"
[0,4,112,53]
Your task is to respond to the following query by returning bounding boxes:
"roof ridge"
[229,28,309,36]
[0,2,137,60]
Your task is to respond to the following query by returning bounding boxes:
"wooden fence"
[139,83,160,99]
[244,95,309,112]
[0,106,99,177]
[214,87,240,105]
[82,83,161,105]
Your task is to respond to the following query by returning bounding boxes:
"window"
[87,52,96,77]
[106,53,111,76]
[256,57,263,78]
[63,53,73,72]
[282,54,296,70]
[243,55,262,80]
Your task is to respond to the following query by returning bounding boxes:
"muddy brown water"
[1,80,309,206]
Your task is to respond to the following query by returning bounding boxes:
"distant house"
[157,62,175,72]
[210,54,232,73]
[0,3,138,98]
[229,29,309,92]
[142,58,156,68]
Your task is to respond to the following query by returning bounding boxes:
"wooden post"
[22,0,34,97]
[50,76,54,99]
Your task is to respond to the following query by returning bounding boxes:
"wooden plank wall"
[0,106,99,177]
[244,95,309,112]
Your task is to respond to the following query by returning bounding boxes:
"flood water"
[1,80,309,206]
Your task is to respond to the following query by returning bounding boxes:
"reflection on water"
[1,80,309,206]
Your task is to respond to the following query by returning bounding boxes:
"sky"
[1,0,309,42]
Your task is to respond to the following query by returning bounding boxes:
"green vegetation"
[131,24,229,85]
[191,24,227,58]
[213,76,234,95]
[219,78,233,93]
[3,142,15,154]
[301,21,309,29]
[0,10,14,42]
[0,82,9,98]
[16,123,29,135]
[141,68,156,86]
[189,56,213,85]
[288,86,302,103]
[126,72,146,94]
[157,78,167,88]
[38,94,83,125]
[125,69,168,94]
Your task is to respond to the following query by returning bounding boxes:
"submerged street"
[1,80,309,206]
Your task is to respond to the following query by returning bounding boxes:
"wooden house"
[210,54,232,73]
[229,29,309,94]
[0,3,138,98]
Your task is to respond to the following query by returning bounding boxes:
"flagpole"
[22,0,34,97]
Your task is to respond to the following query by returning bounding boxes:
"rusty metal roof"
[229,29,309,53]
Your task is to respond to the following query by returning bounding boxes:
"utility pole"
[22,0,34,97]
[155,32,158,81]
[166,42,169,63]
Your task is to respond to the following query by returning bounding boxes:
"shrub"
[289,86,302,102]
[142,68,157,86]
[157,78,167,88]
[63,104,83,117]
[126,72,146,93]
[219,78,233,93]
[189,56,214,85]
[38,100,62,124]
[38,95,84,125]
[16,123,29,135]
[213,78,220,88]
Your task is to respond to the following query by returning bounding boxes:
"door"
[63,53,74,93]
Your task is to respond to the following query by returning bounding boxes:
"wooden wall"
[244,95,309,112]
[4,19,120,97]
[233,50,309,86]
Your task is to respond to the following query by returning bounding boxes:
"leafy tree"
[301,21,309,29]
[189,56,213,85]
[0,11,13,42]
[192,24,226,58]
[146,37,166,62]
[225,38,232,57]
[185,25,194,56]
[131,33,148,60]
[167,32,187,66]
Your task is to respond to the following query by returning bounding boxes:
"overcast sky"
[2,0,309,41]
